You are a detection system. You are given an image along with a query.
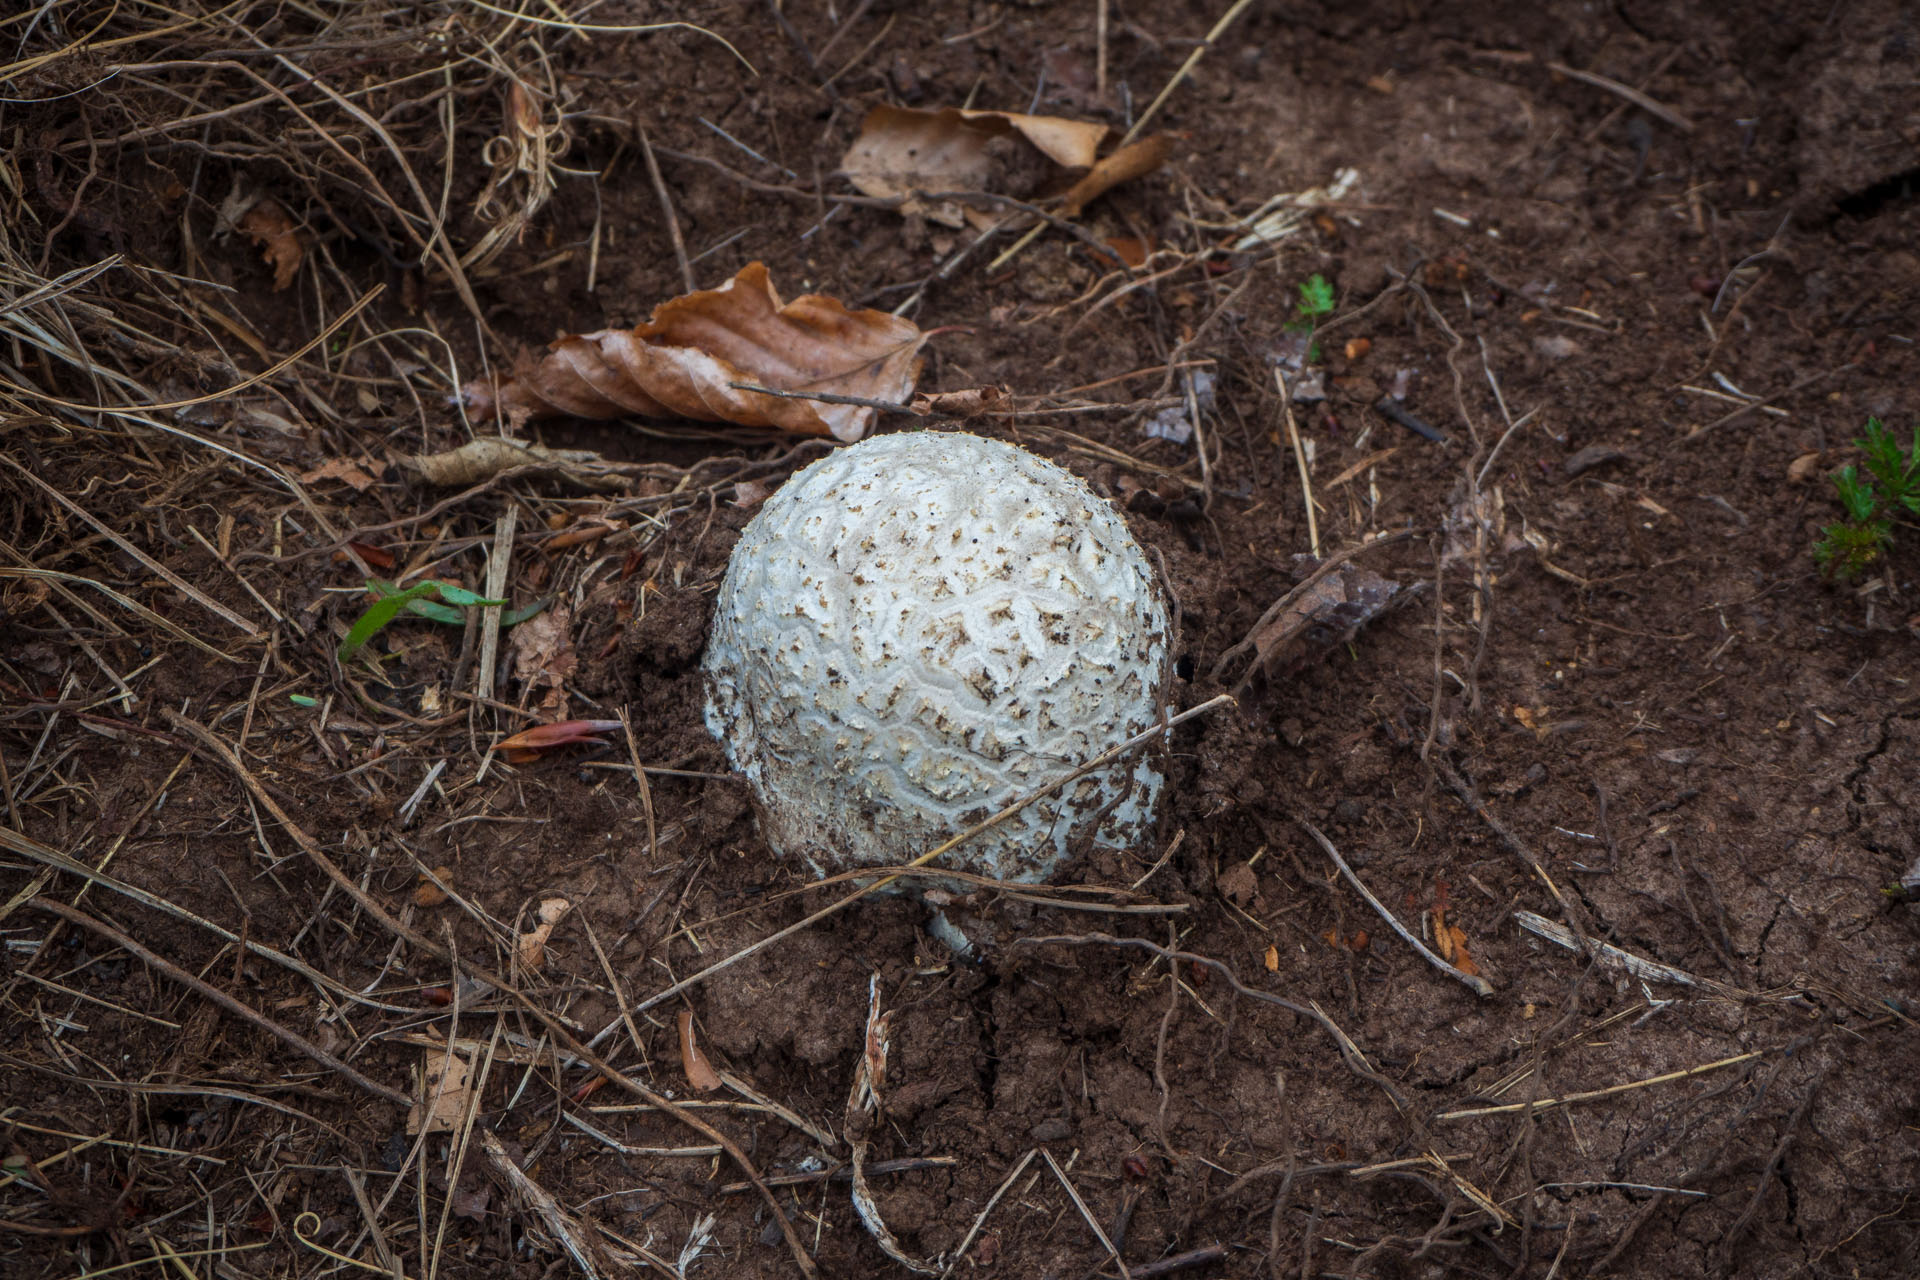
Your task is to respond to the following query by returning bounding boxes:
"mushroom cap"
[703,430,1172,884]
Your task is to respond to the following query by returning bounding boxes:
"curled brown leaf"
[463,263,926,442]
[237,199,304,291]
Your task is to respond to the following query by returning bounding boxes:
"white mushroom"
[703,431,1172,884]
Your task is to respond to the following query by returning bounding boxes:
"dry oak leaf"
[237,199,304,292]
[462,262,925,442]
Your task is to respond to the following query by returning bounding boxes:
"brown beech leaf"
[841,106,1109,229]
[237,199,304,291]
[842,106,1169,231]
[462,263,925,442]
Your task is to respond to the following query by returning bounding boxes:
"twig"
[727,382,913,413]
[1044,1147,1132,1280]
[1016,933,1412,1113]
[1715,1081,1819,1269]
[1433,1050,1763,1121]
[1208,529,1415,687]
[716,1155,958,1195]
[607,695,1235,1025]
[637,123,695,294]
[1546,60,1693,133]
[2,458,263,639]
[1431,756,1598,951]
[478,1131,626,1279]
[1016,932,1511,1224]
[1673,364,1859,444]
[939,1149,1037,1280]
[1100,1244,1229,1278]
[1296,817,1492,997]
[476,505,516,701]
[162,711,821,1280]
[1513,910,1756,999]
[1276,368,1319,557]
[30,898,412,1106]
[1122,0,1260,145]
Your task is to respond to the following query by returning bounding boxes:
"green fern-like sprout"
[1814,419,1917,580]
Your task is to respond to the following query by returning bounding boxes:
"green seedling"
[1813,416,1919,580]
[337,578,532,662]
[1284,273,1336,361]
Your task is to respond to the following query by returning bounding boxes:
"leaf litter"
[840,105,1169,229]
[461,262,926,441]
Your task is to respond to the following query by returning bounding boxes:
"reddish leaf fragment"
[347,541,396,570]
[493,719,623,755]
[413,866,454,908]
[677,1010,723,1092]
[238,198,305,291]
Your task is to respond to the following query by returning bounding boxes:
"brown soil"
[3,2,1918,1278]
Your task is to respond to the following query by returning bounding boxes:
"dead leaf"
[1217,862,1259,908]
[1263,944,1280,972]
[510,604,575,717]
[1056,133,1173,218]
[1431,907,1479,976]
[461,263,926,442]
[841,106,1109,228]
[404,439,626,490]
[408,1044,473,1134]
[450,1181,492,1222]
[493,719,623,759]
[1787,451,1824,483]
[1219,558,1410,686]
[1097,235,1154,269]
[908,385,1006,418]
[298,457,377,492]
[677,1011,723,1092]
[237,199,304,291]
[414,866,454,908]
[517,897,571,969]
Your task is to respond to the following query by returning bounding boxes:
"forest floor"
[1,2,1917,1277]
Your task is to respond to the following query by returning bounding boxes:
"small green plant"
[1813,416,1919,580]
[1284,273,1335,357]
[337,578,546,662]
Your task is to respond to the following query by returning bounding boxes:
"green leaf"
[1813,517,1892,581]
[1832,466,1879,522]
[1296,273,1335,318]
[501,598,550,627]
[338,579,507,662]
[431,583,506,608]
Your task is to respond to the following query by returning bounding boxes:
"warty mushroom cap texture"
[703,430,1173,884]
